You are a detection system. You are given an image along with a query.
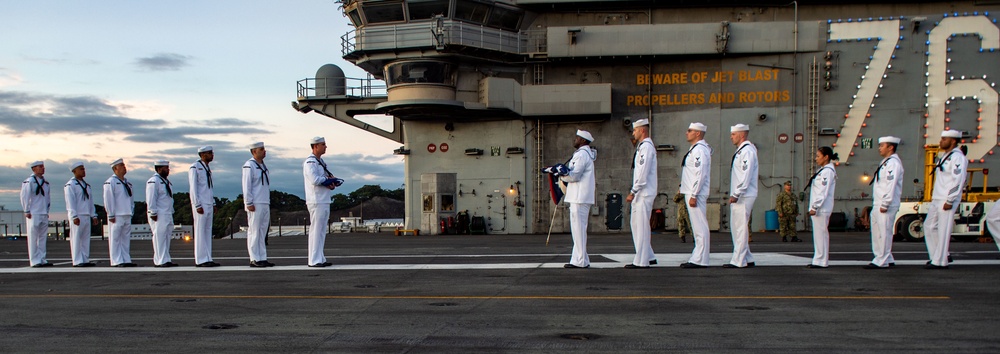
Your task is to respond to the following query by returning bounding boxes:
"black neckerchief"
[312,155,333,177]
[157,175,172,195]
[32,175,47,196]
[199,160,213,188]
[632,140,652,169]
[251,160,269,185]
[731,142,749,168]
[682,141,706,167]
[115,176,132,197]
[804,166,832,191]
[74,178,90,200]
[870,155,898,185]
[935,150,956,173]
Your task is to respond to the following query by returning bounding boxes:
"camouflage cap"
[783,181,792,186]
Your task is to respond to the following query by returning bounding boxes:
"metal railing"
[341,20,545,57]
[296,76,387,99]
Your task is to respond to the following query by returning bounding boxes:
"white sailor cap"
[154,160,169,167]
[730,124,750,132]
[941,130,962,139]
[878,136,901,144]
[310,136,325,144]
[198,145,213,153]
[249,141,265,149]
[576,129,594,142]
[632,118,649,128]
[110,158,124,167]
[29,160,44,168]
[689,122,707,132]
[70,162,84,171]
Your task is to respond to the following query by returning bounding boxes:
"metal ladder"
[807,57,820,175]
[533,64,545,225]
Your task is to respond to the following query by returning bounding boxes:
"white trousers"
[729,196,756,267]
[568,203,592,267]
[686,194,710,266]
[108,216,132,266]
[149,214,173,265]
[811,213,831,267]
[923,200,956,266]
[26,214,48,266]
[193,208,214,264]
[869,207,898,267]
[247,205,270,262]
[69,216,92,265]
[986,202,1000,252]
[307,203,330,265]
[630,195,655,266]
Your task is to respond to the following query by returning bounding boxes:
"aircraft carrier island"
[293,0,1000,237]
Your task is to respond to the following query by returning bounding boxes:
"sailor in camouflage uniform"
[776,181,800,242]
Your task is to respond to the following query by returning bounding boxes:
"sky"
[0,0,402,217]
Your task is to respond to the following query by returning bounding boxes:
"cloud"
[0,68,22,88]
[0,90,268,142]
[134,53,192,72]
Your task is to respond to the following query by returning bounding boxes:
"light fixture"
[861,173,871,183]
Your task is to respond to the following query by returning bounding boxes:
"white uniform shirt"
[680,140,712,196]
[872,153,904,209]
[20,174,50,215]
[808,163,837,213]
[561,146,597,204]
[242,159,270,207]
[103,176,134,216]
[730,141,759,199]
[189,160,214,210]
[631,138,658,197]
[303,154,334,205]
[146,175,174,217]
[65,178,96,220]
[931,147,967,204]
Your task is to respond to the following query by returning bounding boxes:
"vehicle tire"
[899,214,925,242]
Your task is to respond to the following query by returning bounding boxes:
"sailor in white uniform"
[725,124,758,268]
[626,119,657,268]
[807,147,838,268]
[560,130,597,268]
[65,162,98,267]
[923,130,967,269]
[304,136,341,267]
[103,158,136,267]
[680,122,713,268]
[243,141,273,267]
[146,160,176,267]
[20,160,51,267]
[865,136,903,269]
[190,146,219,267]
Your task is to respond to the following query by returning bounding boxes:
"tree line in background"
[83,185,404,238]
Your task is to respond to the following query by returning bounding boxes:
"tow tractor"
[894,145,1000,241]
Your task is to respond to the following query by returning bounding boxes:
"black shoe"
[73,262,96,267]
[722,264,739,268]
[154,264,169,268]
[782,236,788,242]
[947,255,953,262]
[791,237,803,242]
[863,263,886,269]
[308,263,328,267]
[680,262,707,268]
[321,262,333,267]
[806,264,827,269]
[624,264,649,269]
[681,236,686,243]
[263,261,275,267]
[746,262,756,267]
[30,263,49,268]
[250,261,267,268]
[564,264,589,268]
[649,260,657,265]
[888,262,896,267]
[926,260,932,265]
[196,262,219,267]
[924,264,949,269]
